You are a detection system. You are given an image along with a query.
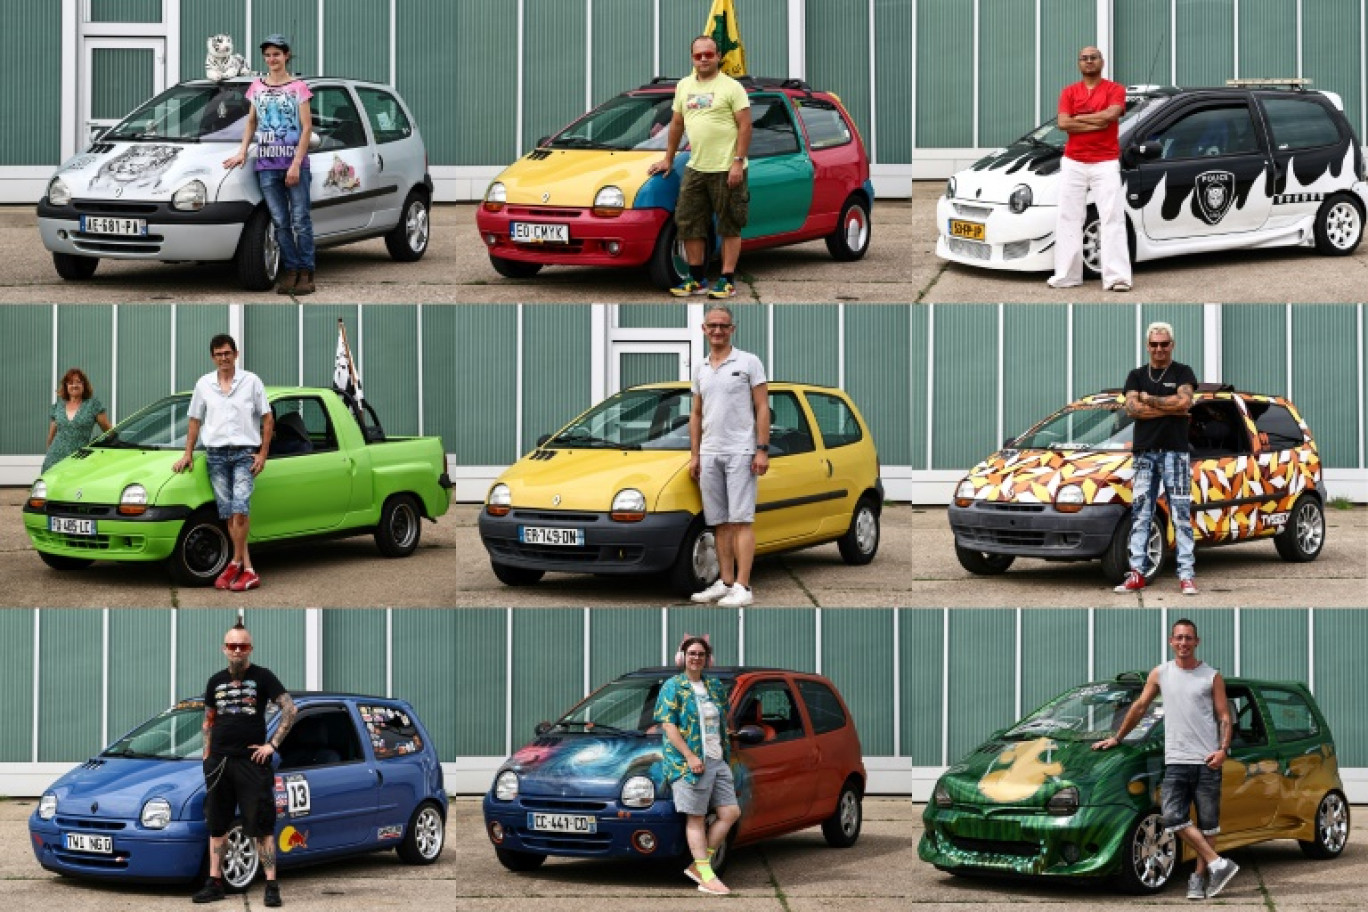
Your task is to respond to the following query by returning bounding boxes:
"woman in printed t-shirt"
[224,33,316,296]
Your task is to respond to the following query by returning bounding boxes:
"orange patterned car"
[949,385,1326,583]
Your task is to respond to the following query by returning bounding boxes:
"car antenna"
[1144,31,1165,89]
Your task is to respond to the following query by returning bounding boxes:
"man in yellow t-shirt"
[648,35,753,299]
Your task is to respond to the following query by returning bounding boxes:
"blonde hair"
[1146,321,1175,343]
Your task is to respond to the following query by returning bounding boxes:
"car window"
[311,86,368,151]
[1188,399,1249,458]
[768,391,816,456]
[807,392,864,449]
[795,98,852,150]
[1146,103,1260,160]
[360,704,427,759]
[1227,687,1268,747]
[356,86,414,144]
[1261,687,1321,742]
[1248,401,1306,451]
[796,679,848,735]
[1262,97,1341,151]
[734,679,806,744]
[278,706,364,769]
[270,397,338,457]
[749,97,801,158]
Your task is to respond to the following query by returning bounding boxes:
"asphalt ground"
[1,185,1365,304]
[0,797,1363,910]
[2,492,1363,608]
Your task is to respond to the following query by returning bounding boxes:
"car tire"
[1299,791,1350,859]
[647,217,686,290]
[837,497,880,565]
[820,778,863,848]
[495,847,547,871]
[396,801,445,864]
[1313,194,1364,256]
[1101,513,1167,585]
[491,561,545,586]
[668,518,718,595]
[169,509,231,586]
[38,552,95,572]
[1275,494,1326,563]
[52,252,99,280]
[825,196,872,262]
[220,819,261,892]
[489,254,543,279]
[385,190,431,262]
[1112,810,1176,894]
[235,207,279,291]
[374,494,422,558]
[954,543,1015,575]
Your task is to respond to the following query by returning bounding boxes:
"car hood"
[962,447,1134,505]
[940,735,1150,808]
[44,756,203,821]
[495,149,663,207]
[502,734,667,796]
[39,447,209,506]
[52,141,245,203]
[954,140,1063,205]
[497,448,690,511]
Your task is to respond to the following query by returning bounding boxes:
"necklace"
[1147,362,1170,384]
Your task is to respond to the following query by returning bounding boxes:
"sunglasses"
[1148,340,1173,349]
[223,643,253,652]
[692,51,717,60]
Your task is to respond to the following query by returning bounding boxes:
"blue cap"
[259,33,291,52]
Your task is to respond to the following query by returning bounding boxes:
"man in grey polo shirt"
[173,333,274,591]
[688,305,769,608]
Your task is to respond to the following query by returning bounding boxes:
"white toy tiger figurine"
[205,34,253,81]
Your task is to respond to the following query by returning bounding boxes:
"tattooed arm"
[250,692,297,764]
[202,707,216,759]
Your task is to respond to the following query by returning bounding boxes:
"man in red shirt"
[1049,46,1132,292]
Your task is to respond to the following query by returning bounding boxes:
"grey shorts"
[700,453,756,525]
[672,757,737,817]
[1161,763,1222,835]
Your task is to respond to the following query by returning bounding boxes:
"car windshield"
[1005,682,1162,743]
[555,675,733,734]
[548,387,692,450]
[1018,93,1171,149]
[102,701,205,759]
[90,394,196,451]
[1013,404,1134,451]
[103,83,253,143]
[547,93,678,151]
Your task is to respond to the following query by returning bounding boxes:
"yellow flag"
[704,0,747,77]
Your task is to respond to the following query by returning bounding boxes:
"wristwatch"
[756,444,769,452]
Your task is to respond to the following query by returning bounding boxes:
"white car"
[39,77,432,289]
[936,83,1368,273]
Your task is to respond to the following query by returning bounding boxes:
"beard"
[227,656,250,676]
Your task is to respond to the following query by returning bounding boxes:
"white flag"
[333,319,363,404]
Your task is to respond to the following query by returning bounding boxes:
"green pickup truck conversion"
[24,387,450,585]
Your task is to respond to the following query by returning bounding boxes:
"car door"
[1258,686,1332,828]
[353,85,421,231]
[1258,93,1354,230]
[358,702,432,842]
[1219,687,1279,835]
[802,390,874,540]
[794,676,860,822]
[306,84,382,236]
[1186,396,1258,543]
[729,677,816,836]
[742,95,814,240]
[273,704,376,855]
[1246,397,1317,538]
[794,96,865,228]
[250,396,355,540]
[755,390,824,547]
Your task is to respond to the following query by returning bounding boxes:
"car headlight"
[119,483,148,516]
[172,180,207,211]
[593,185,625,217]
[28,480,47,509]
[953,478,975,508]
[621,775,655,808]
[38,793,57,820]
[933,782,952,808]
[610,488,646,522]
[140,797,171,829]
[944,176,957,200]
[1047,786,1079,816]
[494,770,519,801]
[1008,183,1033,214]
[486,483,511,517]
[1055,484,1085,514]
[484,181,507,212]
[47,177,72,207]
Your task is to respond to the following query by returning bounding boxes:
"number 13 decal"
[285,774,311,816]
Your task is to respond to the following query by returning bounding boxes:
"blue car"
[30,692,447,889]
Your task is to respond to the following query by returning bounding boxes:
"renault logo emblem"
[114,187,123,198]
[552,494,561,506]
[542,192,550,203]
[90,801,99,813]
[75,489,83,501]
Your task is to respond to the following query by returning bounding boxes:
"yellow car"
[478,382,883,592]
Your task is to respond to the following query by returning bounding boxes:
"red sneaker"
[1113,569,1146,593]
[229,568,260,591]
[1180,578,1199,596]
[214,562,241,590]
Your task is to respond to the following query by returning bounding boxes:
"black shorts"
[203,754,276,838]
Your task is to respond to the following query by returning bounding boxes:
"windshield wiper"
[550,434,640,450]
[107,132,198,143]
[554,721,644,737]
[102,747,167,759]
[548,136,612,150]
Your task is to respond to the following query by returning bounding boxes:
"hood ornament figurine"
[205,34,253,81]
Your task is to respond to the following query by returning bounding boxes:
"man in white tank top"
[1093,618,1240,900]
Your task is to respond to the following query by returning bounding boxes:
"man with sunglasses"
[194,621,296,906]
[1117,321,1199,594]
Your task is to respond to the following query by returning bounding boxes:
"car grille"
[1003,240,1030,260]
[953,203,992,219]
[975,502,1046,513]
[72,200,159,215]
[55,817,126,831]
[506,206,585,219]
[521,798,610,812]
[72,235,165,255]
[43,501,118,517]
[959,528,1048,547]
[510,510,600,523]
[519,830,613,852]
[31,530,118,550]
[50,849,128,868]
[488,540,646,564]
[948,237,991,260]
[948,835,1039,858]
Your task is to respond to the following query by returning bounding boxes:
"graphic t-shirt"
[1059,79,1126,163]
[204,664,286,757]
[1123,360,1200,453]
[246,79,313,171]
[673,72,750,173]
[690,680,724,760]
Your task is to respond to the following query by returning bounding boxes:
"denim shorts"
[1161,763,1222,835]
[205,446,256,518]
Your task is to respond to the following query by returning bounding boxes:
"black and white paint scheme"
[88,145,182,194]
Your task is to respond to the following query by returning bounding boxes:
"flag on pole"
[704,0,747,77]
[333,319,363,405]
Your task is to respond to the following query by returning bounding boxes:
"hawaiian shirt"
[653,672,731,784]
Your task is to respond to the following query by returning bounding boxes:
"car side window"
[1262,97,1341,151]
[310,86,367,151]
[1149,104,1260,160]
[796,679,848,735]
[1261,688,1321,743]
[360,704,427,759]
[1250,402,1306,451]
[748,97,801,158]
[1187,399,1249,458]
[734,680,806,744]
[767,391,816,456]
[278,706,364,769]
[807,392,864,449]
[795,98,852,150]
[270,397,338,458]
[356,86,414,145]
[1226,687,1268,748]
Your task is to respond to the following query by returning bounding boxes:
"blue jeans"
[1161,763,1222,835]
[205,447,256,518]
[1129,449,1195,580]
[258,167,315,271]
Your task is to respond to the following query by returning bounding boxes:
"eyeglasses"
[223,643,253,652]
[703,323,734,331]
[685,651,709,657]
[212,350,236,359]
[692,51,717,60]
[1148,340,1173,349]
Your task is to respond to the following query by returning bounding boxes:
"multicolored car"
[949,385,1326,583]
[483,665,865,872]
[920,673,1349,893]
[476,77,873,288]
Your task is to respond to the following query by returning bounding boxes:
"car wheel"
[495,846,547,871]
[669,519,718,595]
[38,552,95,572]
[489,254,543,279]
[954,543,1015,575]
[235,207,279,291]
[374,494,422,558]
[837,497,880,565]
[646,217,685,290]
[1313,194,1364,256]
[1112,810,1176,894]
[169,510,231,586]
[396,801,445,864]
[1299,791,1350,859]
[1101,513,1167,584]
[221,820,261,892]
[821,778,863,848]
[385,191,431,262]
[825,196,872,262]
[52,252,99,280]
[491,561,545,586]
[1275,494,1326,563]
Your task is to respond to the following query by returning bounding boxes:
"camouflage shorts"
[675,166,749,240]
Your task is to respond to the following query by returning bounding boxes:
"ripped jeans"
[1129,450,1195,581]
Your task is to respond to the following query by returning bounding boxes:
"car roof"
[165,386,344,398]
[1107,671,1315,693]
[1073,384,1293,405]
[182,76,395,89]
[628,380,849,395]
[629,75,838,101]
[176,691,409,704]
[623,666,828,679]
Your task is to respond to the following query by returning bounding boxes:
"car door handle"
[375,153,384,172]
[376,769,384,784]
[824,459,832,478]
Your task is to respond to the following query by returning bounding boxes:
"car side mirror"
[534,720,553,736]
[536,135,551,148]
[1002,435,1018,449]
[733,724,766,744]
[1129,142,1160,164]
[308,132,322,151]
[536,434,551,448]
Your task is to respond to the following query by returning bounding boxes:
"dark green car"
[920,673,1348,893]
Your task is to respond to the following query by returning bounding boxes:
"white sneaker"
[1186,873,1206,900]
[1206,857,1239,898]
[690,579,730,604]
[716,583,753,608]
[1047,276,1082,288]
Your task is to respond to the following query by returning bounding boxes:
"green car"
[920,673,1348,894]
[24,388,451,585]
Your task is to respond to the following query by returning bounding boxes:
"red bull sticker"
[278,825,309,853]
[377,824,403,841]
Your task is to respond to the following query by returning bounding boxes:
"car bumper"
[935,197,1057,271]
[483,795,689,860]
[30,816,206,883]
[919,804,1135,878]
[479,509,693,576]
[948,502,1123,560]
[23,504,186,562]
[475,206,670,268]
[37,198,252,261]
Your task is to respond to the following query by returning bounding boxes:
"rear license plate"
[64,832,113,854]
[50,517,95,536]
[526,812,597,834]
[510,221,569,244]
[519,526,584,546]
[80,216,148,236]
[948,219,986,240]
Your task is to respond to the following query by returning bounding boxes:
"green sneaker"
[707,278,736,299]
[669,278,707,297]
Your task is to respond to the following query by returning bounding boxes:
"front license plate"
[64,832,113,854]
[510,221,570,244]
[519,526,585,546]
[49,517,95,536]
[527,812,597,834]
[948,219,986,240]
[80,215,148,236]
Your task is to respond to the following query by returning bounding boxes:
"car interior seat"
[271,410,314,457]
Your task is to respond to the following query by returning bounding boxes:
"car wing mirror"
[308,132,322,151]
[536,135,551,148]
[1002,435,1018,448]
[536,434,552,448]
[1131,142,1161,163]
[732,724,765,744]
[534,720,553,736]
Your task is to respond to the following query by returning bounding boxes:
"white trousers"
[1052,157,1132,287]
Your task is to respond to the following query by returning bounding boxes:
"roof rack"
[1225,77,1312,90]
[638,75,814,93]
